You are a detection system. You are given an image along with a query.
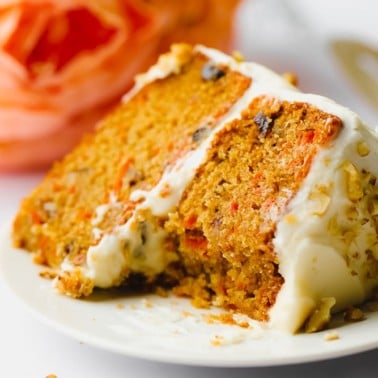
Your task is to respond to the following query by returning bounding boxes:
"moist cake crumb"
[210,335,224,346]
[344,307,365,322]
[12,44,378,334]
[202,313,252,329]
[39,270,58,280]
[324,332,340,342]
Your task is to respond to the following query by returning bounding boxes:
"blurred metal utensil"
[332,39,378,110]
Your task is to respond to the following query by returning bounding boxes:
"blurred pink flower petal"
[0,0,240,172]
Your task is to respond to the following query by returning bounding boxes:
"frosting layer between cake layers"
[61,45,378,333]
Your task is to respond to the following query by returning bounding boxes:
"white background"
[0,0,377,377]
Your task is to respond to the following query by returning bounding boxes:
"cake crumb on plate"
[324,332,340,341]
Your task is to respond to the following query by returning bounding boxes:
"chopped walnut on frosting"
[304,297,336,333]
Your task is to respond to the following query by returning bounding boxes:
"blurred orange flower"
[0,0,240,172]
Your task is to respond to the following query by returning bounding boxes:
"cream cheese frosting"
[59,45,378,332]
[270,116,378,332]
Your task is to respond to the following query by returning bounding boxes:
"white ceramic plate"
[0,227,377,367]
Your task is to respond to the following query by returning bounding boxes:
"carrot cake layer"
[12,44,378,333]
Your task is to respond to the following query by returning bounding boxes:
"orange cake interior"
[12,44,378,332]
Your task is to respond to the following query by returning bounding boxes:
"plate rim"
[1,226,377,367]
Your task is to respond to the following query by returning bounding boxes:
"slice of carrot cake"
[12,44,378,333]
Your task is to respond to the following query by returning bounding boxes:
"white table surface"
[0,1,377,377]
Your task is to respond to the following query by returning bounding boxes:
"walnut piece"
[305,297,336,333]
